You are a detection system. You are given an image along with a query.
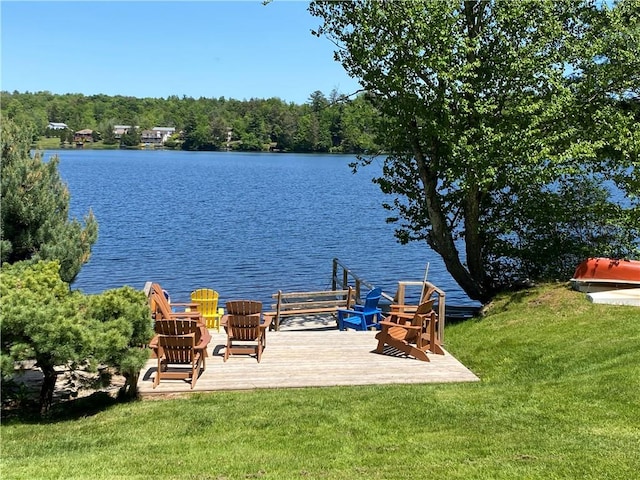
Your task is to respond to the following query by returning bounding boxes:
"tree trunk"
[464,184,486,289]
[428,191,488,301]
[409,124,489,303]
[38,363,58,416]
[119,372,139,400]
[461,0,488,297]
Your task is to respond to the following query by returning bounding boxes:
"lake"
[43,149,477,308]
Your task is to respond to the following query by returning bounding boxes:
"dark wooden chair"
[224,314,271,363]
[225,300,262,316]
[221,299,263,335]
[148,282,203,324]
[151,319,211,388]
[374,299,443,362]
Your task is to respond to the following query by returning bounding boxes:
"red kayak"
[571,257,640,292]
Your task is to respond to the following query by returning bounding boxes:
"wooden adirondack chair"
[225,300,262,316]
[224,314,271,362]
[148,283,203,324]
[190,288,224,331]
[388,285,437,316]
[374,299,443,362]
[221,300,262,331]
[152,319,211,388]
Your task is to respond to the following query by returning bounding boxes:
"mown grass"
[2,283,639,479]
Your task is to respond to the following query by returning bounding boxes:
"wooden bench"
[264,287,355,331]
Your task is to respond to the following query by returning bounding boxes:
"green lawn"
[32,137,121,150]
[33,136,64,149]
[2,284,639,479]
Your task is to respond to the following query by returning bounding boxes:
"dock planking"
[138,316,479,395]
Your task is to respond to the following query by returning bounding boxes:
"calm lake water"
[44,149,477,307]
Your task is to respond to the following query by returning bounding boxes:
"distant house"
[113,125,133,139]
[140,127,176,145]
[140,130,163,145]
[113,125,173,144]
[48,122,68,130]
[152,127,176,143]
[74,129,94,143]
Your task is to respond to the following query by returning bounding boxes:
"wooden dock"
[138,317,479,395]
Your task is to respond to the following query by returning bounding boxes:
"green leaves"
[1,261,153,412]
[0,118,98,283]
[87,286,153,368]
[0,261,87,373]
[311,0,639,302]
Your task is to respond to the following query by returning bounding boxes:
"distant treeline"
[1,90,381,153]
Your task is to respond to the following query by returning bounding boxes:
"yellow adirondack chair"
[190,288,224,331]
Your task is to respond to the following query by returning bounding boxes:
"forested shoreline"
[0,90,380,153]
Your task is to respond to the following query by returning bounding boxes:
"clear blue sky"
[1,1,361,105]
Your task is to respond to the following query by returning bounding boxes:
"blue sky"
[1,1,361,104]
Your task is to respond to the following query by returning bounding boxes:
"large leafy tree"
[340,94,380,153]
[1,117,98,283]
[310,0,639,303]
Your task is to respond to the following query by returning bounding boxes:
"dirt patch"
[4,362,127,410]
[139,391,195,401]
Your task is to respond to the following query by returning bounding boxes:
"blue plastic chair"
[337,287,383,331]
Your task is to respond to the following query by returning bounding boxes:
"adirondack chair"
[148,283,202,324]
[374,299,443,362]
[225,300,262,316]
[336,287,383,331]
[389,285,437,316]
[224,314,271,362]
[190,288,224,331]
[152,319,211,388]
